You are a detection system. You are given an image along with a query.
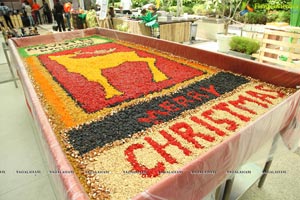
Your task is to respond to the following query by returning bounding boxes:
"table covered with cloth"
[8,28,300,200]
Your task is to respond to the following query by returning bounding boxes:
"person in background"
[108,6,115,17]
[22,0,29,9]
[139,5,159,37]
[24,2,35,27]
[41,0,52,24]
[148,4,157,17]
[108,6,115,26]
[63,0,72,31]
[53,0,65,32]
[0,2,14,29]
[21,0,29,17]
[142,3,154,10]
[120,0,132,15]
[0,21,4,30]
[139,8,147,17]
[32,0,42,25]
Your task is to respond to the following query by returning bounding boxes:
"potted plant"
[206,0,244,52]
[229,36,260,59]
[193,1,224,41]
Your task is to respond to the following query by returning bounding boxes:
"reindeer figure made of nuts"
[49,49,168,99]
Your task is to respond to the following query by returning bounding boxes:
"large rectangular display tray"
[8,28,300,200]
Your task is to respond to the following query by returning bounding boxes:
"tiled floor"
[0,29,57,200]
[0,26,300,200]
[0,77,57,199]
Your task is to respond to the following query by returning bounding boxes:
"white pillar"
[72,0,84,10]
[176,0,182,17]
[79,0,85,9]
[48,0,54,10]
[72,0,78,9]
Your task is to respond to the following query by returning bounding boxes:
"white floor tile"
[0,176,56,200]
[0,64,13,82]
[240,152,300,200]
[0,82,48,195]
[0,36,7,64]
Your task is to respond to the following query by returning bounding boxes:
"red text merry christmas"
[125,84,284,178]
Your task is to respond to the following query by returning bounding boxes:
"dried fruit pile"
[19,36,295,199]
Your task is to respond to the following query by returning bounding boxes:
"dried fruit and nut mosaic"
[19,36,296,199]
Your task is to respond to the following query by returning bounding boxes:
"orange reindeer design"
[49,49,168,99]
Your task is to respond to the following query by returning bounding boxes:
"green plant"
[113,2,121,8]
[276,11,290,23]
[132,0,149,8]
[204,0,222,16]
[230,36,260,55]
[193,4,215,16]
[183,6,194,14]
[116,23,129,32]
[192,4,204,15]
[109,0,120,6]
[167,6,177,13]
[244,12,267,24]
[267,0,291,7]
[267,11,278,22]
[162,0,204,16]
[266,10,290,23]
[205,0,244,35]
[183,0,204,7]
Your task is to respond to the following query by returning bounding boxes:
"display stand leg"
[1,42,18,88]
[151,28,155,37]
[97,18,112,29]
[258,133,280,188]
[222,177,235,200]
[258,160,273,188]
[215,185,222,200]
[151,27,160,38]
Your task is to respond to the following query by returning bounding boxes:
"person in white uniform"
[95,0,103,8]
[120,0,132,14]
